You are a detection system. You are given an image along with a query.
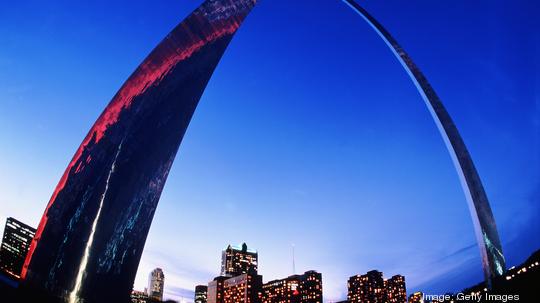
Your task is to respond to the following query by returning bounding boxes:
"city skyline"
[0,0,538,302]
[1,221,539,303]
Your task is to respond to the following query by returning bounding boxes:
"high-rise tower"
[348,270,385,303]
[148,268,165,301]
[223,271,262,303]
[221,243,258,277]
[195,285,208,303]
[0,217,36,279]
[385,275,406,303]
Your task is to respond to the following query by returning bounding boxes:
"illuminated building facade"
[195,285,208,303]
[262,270,322,303]
[385,275,406,303]
[210,243,262,303]
[222,271,262,303]
[0,217,36,279]
[148,268,165,301]
[208,276,227,303]
[131,290,150,303]
[221,243,258,277]
[298,271,323,303]
[21,0,258,302]
[347,270,385,303]
[262,275,301,303]
[407,292,424,303]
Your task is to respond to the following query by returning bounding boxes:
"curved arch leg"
[342,0,505,287]
[21,1,258,301]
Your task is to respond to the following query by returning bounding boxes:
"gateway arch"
[342,0,505,285]
[21,0,504,301]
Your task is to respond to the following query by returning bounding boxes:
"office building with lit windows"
[298,271,323,303]
[408,292,424,303]
[148,268,165,301]
[223,270,263,303]
[208,276,228,303]
[347,270,385,303]
[263,275,301,303]
[221,243,258,277]
[385,275,407,303]
[0,217,36,279]
[131,290,151,303]
[262,270,322,303]
[195,285,208,303]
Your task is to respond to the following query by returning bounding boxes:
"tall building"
[408,292,424,303]
[262,270,322,303]
[20,0,258,302]
[209,269,262,303]
[223,270,262,303]
[195,285,208,303]
[0,217,36,279]
[131,290,150,303]
[348,270,385,303]
[263,275,301,303]
[208,276,228,303]
[148,268,165,301]
[221,243,258,277]
[298,271,323,303]
[386,275,406,303]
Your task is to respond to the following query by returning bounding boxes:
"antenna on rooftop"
[292,243,296,274]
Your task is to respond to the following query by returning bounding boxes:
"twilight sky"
[0,0,538,302]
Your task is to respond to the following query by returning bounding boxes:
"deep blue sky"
[0,0,538,302]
